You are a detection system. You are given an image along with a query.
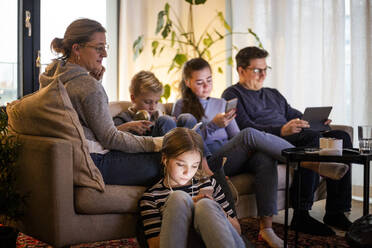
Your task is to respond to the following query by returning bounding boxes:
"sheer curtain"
[230,0,347,124]
[230,0,372,193]
[350,0,372,128]
[350,0,372,188]
[118,0,226,102]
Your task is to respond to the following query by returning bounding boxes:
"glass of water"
[358,126,372,154]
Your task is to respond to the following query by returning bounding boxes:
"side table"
[281,148,372,248]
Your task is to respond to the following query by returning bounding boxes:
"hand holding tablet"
[302,106,332,132]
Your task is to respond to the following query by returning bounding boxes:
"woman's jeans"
[91,151,162,186]
[207,127,294,216]
[160,191,245,248]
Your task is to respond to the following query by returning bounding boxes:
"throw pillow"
[6,79,105,192]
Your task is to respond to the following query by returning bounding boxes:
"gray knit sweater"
[39,60,155,153]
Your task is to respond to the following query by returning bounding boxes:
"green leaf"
[174,53,188,67]
[161,21,172,39]
[248,28,264,48]
[133,35,144,60]
[151,41,159,56]
[227,56,233,66]
[204,50,211,60]
[155,10,166,34]
[217,11,231,32]
[181,32,190,37]
[203,37,213,47]
[218,67,223,74]
[171,31,176,47]
[168,61,176,73]
[165,3,170,14]
[159,46,165,55]
[162,84,171,101]
[185,0,206,4]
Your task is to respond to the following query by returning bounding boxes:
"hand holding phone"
[225,98,238,113]
[199,186,214,197]
[192,122,203,131]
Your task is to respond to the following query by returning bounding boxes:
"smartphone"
[225,98,238,113]
[192,122,203,131]
[199,186,214,197]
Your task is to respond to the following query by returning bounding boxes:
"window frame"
[18,0,40,97]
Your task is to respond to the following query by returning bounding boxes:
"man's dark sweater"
[222,83,302,137]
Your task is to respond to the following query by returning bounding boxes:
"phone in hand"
[199,186,214,197]
[225,98,238,113]
[192,122,203,131]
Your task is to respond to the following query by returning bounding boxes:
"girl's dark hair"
[162,127,205,179]
[180,58,212,121]
[50,18,106,60]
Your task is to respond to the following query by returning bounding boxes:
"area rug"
[240,218,350,248]
[16,234,139,248]
[16,218,350,247]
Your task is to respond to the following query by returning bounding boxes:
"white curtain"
[230,0,372,190]
[350,0,372,128]
[118,0,226,102]
[231,0,347,124]
[350,0,372,188]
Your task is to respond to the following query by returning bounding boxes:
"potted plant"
[133,0,263,101]
[0,108,25,247]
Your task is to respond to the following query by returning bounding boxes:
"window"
[40,0,118,100]
[0,0,18,105]
[0,0,118,106]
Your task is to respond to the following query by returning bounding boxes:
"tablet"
[225,98,238,113]
[302,106,332,132]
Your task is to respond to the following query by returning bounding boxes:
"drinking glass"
[358,125,372,154]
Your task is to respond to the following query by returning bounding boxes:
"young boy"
[113,70,176,137]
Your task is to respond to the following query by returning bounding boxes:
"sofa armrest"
[330,124,354,144]
[15,134,74,244]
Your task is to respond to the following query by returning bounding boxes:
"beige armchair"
[14,100,353,247]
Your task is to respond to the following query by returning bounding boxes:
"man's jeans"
[286,129,352,212]
[207,127,294,216]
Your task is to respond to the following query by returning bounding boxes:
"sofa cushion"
[6,79,105,192]
[74,185,146,214]
[229,164,293,196]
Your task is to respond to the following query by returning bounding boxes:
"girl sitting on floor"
[139,127,246,248]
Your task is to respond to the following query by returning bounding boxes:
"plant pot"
[0,226,18,248]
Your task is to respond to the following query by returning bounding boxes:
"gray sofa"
[15,101,353,247]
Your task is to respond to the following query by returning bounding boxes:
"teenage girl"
[172,58,295,248]
[139,127,245,248]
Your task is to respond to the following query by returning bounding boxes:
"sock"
[300,162,348,180]
[259,228,284,248]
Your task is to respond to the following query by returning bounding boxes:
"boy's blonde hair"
[162,127,207,180]
[129,71,163,96]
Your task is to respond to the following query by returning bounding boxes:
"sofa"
[14,100,353,247]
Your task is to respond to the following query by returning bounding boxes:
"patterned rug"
[16,218,349,247]
[240,218,350,248]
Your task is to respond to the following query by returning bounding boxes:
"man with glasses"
[222,46,353,236]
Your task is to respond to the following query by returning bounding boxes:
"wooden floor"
[273,199,366,236]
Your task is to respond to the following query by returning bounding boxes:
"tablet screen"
[302,106,332,132]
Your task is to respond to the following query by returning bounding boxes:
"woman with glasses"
[39,18,164,186]
[173,57,295,248]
